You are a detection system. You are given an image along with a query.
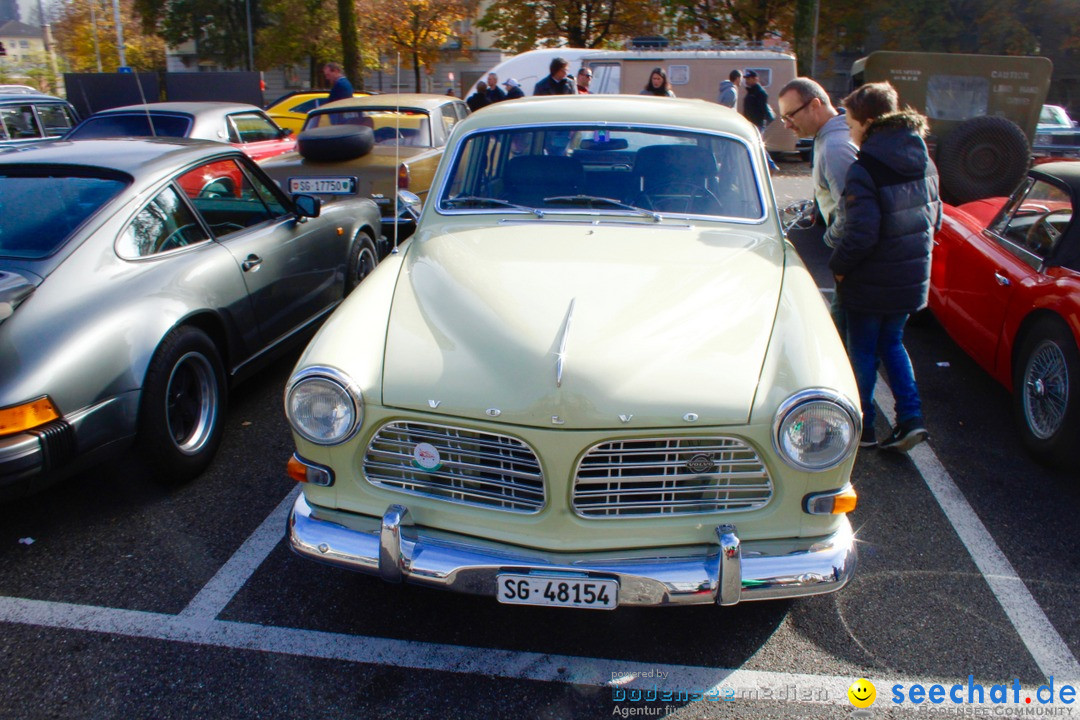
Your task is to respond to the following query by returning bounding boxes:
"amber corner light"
[0,397,60,437]
[286,455,309,483]
[831,487,858,514]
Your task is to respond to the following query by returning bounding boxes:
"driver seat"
[634,145,721,213]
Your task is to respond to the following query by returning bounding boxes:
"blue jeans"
[845,311,922,429]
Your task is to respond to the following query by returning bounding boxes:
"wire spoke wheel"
[1023,339,1069,440]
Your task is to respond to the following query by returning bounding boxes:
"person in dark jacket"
[533,57,577,96]
[485,73,507,104]
[502,78,525,99]
[323,62,353,103]
[466,81,490,112]
[740,70,773,130]
[829,81,942,452]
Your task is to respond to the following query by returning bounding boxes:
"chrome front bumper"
[288,495,857,607]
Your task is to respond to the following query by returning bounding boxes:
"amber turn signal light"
[286,453,334,486]
[803,485,858,515]
[0,397,60,437]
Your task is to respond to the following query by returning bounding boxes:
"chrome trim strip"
[555,298,575,388]
[288,495,857,606]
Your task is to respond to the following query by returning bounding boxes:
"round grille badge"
[412,442,443,471]
[686,453,716,474]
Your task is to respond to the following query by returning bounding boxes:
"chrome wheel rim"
[1023,339,1069,440]
[165,352,218,455]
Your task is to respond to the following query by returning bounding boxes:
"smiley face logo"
[847,678,876,708]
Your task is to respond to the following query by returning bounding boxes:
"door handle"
[994,272,1010,286]
[242,254,262,272]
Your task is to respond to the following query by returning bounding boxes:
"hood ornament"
[555,298,576,388]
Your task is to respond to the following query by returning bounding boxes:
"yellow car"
[282,95,862,610]
[264,90,369,134]
[261,94,469,244]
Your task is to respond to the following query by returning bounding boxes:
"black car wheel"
[139,326,227,483]
[345,232,379,294]
[1012,317,1080,469]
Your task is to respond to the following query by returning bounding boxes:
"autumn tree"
[53,0,165,72]
[133,0,260,69]
[363,0,472,91]
[672,0,793,44]
[257,0,340,87]
[478,0,657,52]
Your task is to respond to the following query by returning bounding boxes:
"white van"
[481,47,798,153]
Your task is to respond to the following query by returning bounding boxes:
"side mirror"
[781,199,816,232]
[293,194,321,218]
[280,127,293,138]
[397,190,422,219]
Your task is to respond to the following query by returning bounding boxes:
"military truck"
[851,51,1053,204]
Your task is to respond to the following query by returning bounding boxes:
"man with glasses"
[778,77,857,251]
[576,68,593,94]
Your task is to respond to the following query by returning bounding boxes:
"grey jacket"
[814,113,857,248]
[829,111,943,314]
[717,81,737,108]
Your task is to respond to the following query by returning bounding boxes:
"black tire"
[1011,317,1080,470]
[138,326,227,484]
[937,116,1030,204]
[297,125,374,162]
[345,232,379,294]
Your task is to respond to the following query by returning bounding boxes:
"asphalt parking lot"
[1,162,1077,720]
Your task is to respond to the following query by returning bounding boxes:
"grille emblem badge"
[412,442,443,471]
[686,453,716,474]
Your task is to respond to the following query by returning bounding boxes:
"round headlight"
[285,368,363,445]
[774,391,859,471]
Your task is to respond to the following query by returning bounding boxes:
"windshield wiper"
[444,195,543,217]
[542,195,661,222]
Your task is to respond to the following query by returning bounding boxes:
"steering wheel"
[640,182,722,214]
[158,224,199,252]
[1025,210,1067,255]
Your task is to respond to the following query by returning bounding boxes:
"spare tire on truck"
[297,125,375,162]
[936,116,1030,204]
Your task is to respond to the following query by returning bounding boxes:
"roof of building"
[0,20,42,38]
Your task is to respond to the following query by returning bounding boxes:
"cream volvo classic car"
[283,95,861,609]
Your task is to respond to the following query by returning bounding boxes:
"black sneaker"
[881,417,928,452]
[859,425,877,448]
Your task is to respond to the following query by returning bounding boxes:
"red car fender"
[998,269,1080,392]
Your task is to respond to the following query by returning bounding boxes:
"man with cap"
[741,69,779,171]
[503,78,525,100]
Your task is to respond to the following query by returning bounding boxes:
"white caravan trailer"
[481,47,799,154]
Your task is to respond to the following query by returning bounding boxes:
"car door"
[942,178,1070,374]
[178,156,346,346]
[226,111,296,162]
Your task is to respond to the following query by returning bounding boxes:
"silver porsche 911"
[0,138,383,498]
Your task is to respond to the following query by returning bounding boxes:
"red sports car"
[929,161,1080,468]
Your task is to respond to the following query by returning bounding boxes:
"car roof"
[1030,161,1080,196]
[0,137,243,176]
[89,102,266,117]
[314,93,455,114]
[450,94,759,141]
[0,92,70,104]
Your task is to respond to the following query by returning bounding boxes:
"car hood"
[381,221,784,429]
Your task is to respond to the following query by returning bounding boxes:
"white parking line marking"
[178,487,300,621]
[874,382,1080,683]
[3,594,1075,709]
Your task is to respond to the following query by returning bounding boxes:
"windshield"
[438,125,764,220]
[67,113,192,140]
[303,108,432,147]
[0,169,129,258]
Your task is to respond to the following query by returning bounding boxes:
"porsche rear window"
[67,113,192,139]
[0,172,129,258]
